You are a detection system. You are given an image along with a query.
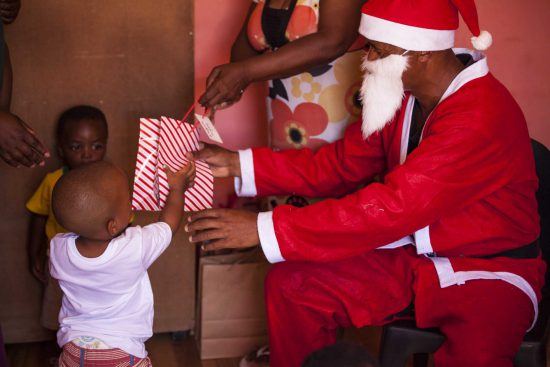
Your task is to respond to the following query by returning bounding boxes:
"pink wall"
[194,0,268,151]
[194,0,550,158]
[194,0,268,205]
[456,0,550,148]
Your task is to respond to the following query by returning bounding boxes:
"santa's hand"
[191,143,240,178]
[186,209,259,251]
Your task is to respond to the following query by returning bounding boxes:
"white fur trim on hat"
[359,14,455,51]
[471,30,492,51]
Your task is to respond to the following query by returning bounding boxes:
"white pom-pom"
[471,30,493,51]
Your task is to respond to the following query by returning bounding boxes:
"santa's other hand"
[186,209,259,251]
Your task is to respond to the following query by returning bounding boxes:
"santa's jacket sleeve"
[256,110,519,263]
[235,122,386,198]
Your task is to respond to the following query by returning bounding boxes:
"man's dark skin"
[0,0,49,168]
[199,0,365,109]
[187,39,467,252]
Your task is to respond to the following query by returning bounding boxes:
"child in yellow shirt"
[26,105,108,329]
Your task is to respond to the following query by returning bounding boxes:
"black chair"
[379,140,550,367]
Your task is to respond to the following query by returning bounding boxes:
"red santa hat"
[359,0,492,52]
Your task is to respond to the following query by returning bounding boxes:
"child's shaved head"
[52,161,131,239]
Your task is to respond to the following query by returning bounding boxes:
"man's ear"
[107,218,118,237]
[417,51,431,63]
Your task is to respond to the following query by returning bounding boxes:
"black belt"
[477,240,540,260]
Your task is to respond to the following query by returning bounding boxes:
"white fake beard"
[360,54,409,138]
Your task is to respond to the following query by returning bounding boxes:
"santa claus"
[187,1,544,366]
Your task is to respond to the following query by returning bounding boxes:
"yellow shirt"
[26,167,68,241]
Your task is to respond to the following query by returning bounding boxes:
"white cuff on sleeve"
[234,149,257,197]
[257,211,285,263]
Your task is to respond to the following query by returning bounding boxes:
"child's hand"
[165,160,196,192]
[161,162,196,233]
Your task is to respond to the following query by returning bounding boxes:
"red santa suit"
[232,1,544,366]
[235,48,544,367]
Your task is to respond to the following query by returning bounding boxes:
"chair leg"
[513,342,546,367]
[379,323,444,367]
[379,327,415,367]
[412,353,430,367]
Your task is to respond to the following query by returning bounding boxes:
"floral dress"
[249,0,364,207]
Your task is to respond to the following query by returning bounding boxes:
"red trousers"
[265,247,544,367]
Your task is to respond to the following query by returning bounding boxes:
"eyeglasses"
[364,43,409,59]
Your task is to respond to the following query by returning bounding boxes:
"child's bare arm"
[27,213,48,283]
[160,161,196,233]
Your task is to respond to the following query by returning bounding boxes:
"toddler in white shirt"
[49,161,195,366]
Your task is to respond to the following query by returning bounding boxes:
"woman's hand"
[0,0,21,24]
[199,62,250,110]
[192,143,240,178]
[186,209,259,251]
[0,111,49,167]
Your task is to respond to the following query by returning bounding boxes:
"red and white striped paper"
[132,117,214,212]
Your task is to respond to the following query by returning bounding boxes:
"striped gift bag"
[132,116,214,212]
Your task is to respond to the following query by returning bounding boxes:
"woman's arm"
[0,44,12,110]
[230,3,261,63]
[200,0,364,108]
[246,0,363,80]
[0,38,48,167]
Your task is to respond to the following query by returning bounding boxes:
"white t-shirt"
[49,222,172,358]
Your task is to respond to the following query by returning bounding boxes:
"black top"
[407,99,423,155]
[261,0,298,49]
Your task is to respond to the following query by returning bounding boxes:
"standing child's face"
[58,119,107,169]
